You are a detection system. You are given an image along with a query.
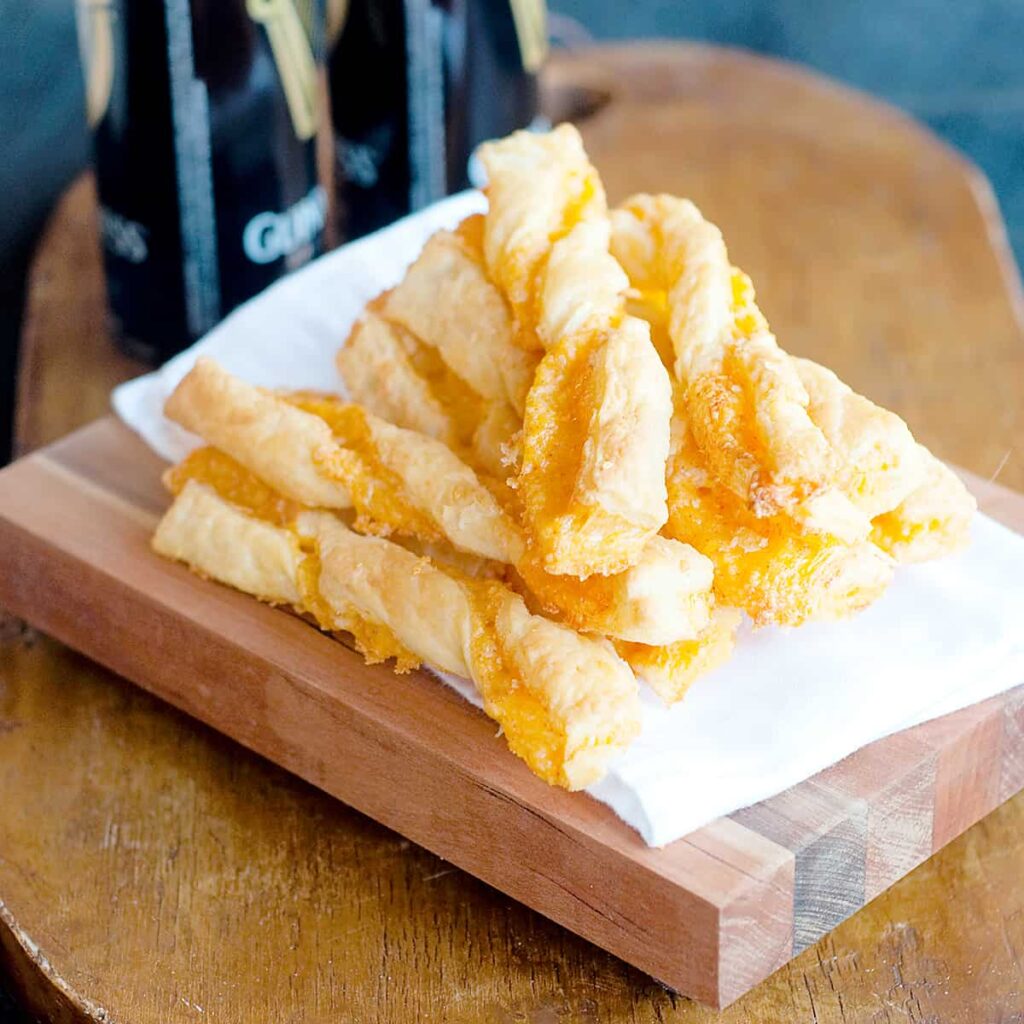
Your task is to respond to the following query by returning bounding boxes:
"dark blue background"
[553,0,1024,272]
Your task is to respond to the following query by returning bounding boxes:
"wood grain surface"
[3,414,1024,1007]
[2,415,1022,1009]
[3,43,1024,1021]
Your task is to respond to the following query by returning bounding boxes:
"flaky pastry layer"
[154,479,641,789]
[165,359,522,563]
[616,608,741,704]
[612,194,868,539]
[167,408,714,648]
[871,447,976,562]
[480,128,673,577]
[338,224,536,478]
[665,397,894,626]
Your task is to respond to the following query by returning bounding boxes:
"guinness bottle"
[329,0,546,239]
[76,0,328,364]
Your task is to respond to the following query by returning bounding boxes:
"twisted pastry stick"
[166,359,522,563]
[153,479,418,669]
[154,480,641,789]
[478,124,606,332]
[666,393,894,626]
[381,221,535,417]
[167,362,714,646]
[336,311,472,455]
[338,222,537,478]
[612,194,868,541]
[479,127,673,577]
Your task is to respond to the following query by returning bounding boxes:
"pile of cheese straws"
[154,126,975,789]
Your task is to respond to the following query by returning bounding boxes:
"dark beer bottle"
[76,0,328,364]
[328,0,546,240]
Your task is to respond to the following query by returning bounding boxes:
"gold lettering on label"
[76,0,115,127]
[247,0,321,140]
[508,0,548,74]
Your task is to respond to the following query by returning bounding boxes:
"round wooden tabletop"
[4,44,1024,1022]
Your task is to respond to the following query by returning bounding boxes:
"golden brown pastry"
[338,220,538,478]
[515,535,714,646]
[336,311,464,448]
[153,480,641,789]
[165,359,522,563]
[302,510,642,789]
[165,356,354,509]
[154,478,305,606]
[287,392,526,562]
[610,192,972,624]
[479,127,673,577]
[871,447,976,562]
[478,124,606,331]
[665,396,894,626]
[616,608,741,704]
[794,357,924,519]
[381,225,535,416]
[153,479,417,668]
[612,193,868,541]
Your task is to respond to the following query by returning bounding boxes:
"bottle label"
[75,0,116,127]
[509,0,548,73]
[242,184,328,265]
[101,206,149,264]
[404,0,447,211]
[246,0,322,141]
[165,0,222,338]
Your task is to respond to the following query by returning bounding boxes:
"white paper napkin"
[113,192,1024,847]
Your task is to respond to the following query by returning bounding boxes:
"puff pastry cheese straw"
[380,224,535,417]
[665,399,894,626]
[478,124,606,330]
[165,357,355,509]
[615,607,741,704]
[612,193,868,541]
[871,448,976,562]
[165,359,522,563]
[301,511,642,789]
[339,221,537,478]
[153,479,419,669]
[336,311,466,450]
[153,479,641,789]
[154,477,306,606]
[479,126,673,577]
[611,195,972,624]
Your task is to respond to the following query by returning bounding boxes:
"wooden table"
[3,44,1024,1021]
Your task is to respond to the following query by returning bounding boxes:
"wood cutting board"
[0,416,1021,1009]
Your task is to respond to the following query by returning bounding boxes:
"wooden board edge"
[714,685,1024,1007]
[0,455,728,1005]
[4,421,1024,1009]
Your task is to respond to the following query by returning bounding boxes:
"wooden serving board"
[0,416,1022,1008]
